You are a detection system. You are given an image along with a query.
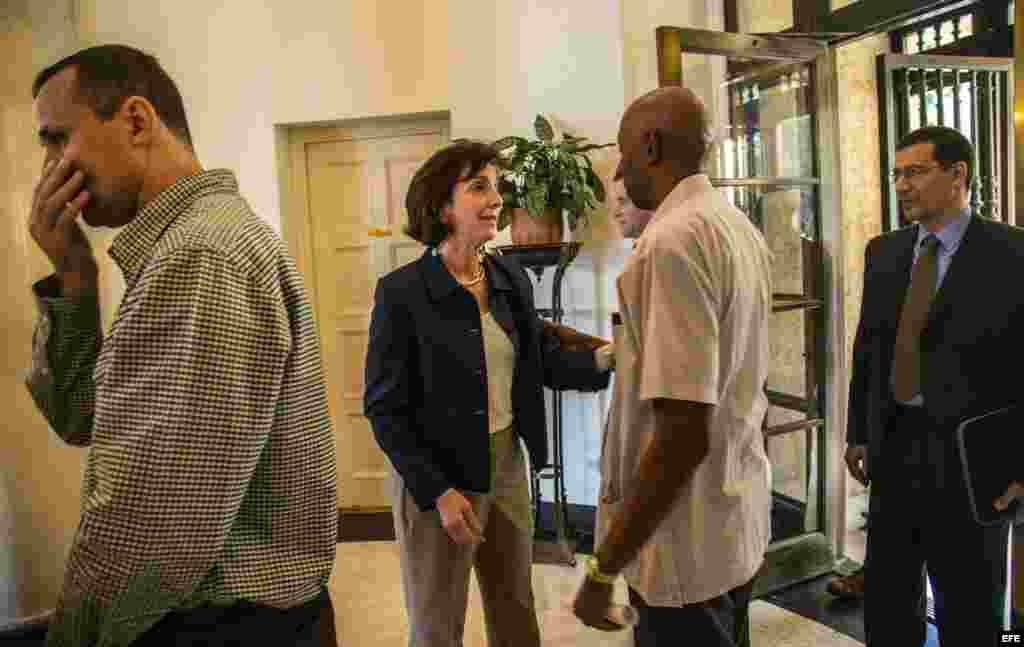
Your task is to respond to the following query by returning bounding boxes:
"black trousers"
[132,587,334,647]
[864,404,1009,647]
[628,576,755,647]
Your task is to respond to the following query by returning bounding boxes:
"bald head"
[616,87,711,211]
[623,87,710,170]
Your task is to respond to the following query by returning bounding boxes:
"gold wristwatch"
[585,555,618,584]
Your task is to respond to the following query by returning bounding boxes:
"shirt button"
[474,409,486,416]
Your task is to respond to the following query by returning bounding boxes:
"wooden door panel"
[293,120,448,510]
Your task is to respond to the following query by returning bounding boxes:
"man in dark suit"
[851,125,1024,646]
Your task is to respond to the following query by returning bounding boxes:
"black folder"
[954,406,1023,526]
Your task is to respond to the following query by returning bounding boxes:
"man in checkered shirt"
[24,45,337,646]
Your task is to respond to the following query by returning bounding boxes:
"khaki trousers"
[390,427,540,647]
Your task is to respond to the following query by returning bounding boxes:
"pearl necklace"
[456,263,485,287]
[436,243,485,288]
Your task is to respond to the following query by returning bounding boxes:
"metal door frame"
[656,26,848,596]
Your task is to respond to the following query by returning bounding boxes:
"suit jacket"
[847,215,1024,479]
[364,249,610,510]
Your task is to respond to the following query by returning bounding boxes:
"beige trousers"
[390,427,540,647]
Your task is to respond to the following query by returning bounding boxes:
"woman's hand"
[437,488,485,545]
[543,321,610,352]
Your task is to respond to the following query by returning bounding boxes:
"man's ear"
[120,96,158,145]
[644,130,662,165]
[950,161,969,189]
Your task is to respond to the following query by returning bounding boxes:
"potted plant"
[493,115,614,245]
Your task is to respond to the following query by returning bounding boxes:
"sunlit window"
[939,20,955,45]
[959,13,973,36]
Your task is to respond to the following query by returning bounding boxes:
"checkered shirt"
[25,170,337,647]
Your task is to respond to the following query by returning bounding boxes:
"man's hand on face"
[28,157,98,294]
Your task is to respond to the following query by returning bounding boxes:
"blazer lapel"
[485,255,521,354]
[418,248,460,303]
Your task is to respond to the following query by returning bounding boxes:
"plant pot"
[509,207,564,245]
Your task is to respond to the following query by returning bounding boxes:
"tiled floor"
[326,541,865,647]
[329,492,879,646]
[764,490,869,642]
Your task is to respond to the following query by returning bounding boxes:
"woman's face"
[440,163,502,246]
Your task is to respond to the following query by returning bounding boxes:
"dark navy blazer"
[364,248,610,511]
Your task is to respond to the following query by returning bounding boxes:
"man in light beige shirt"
[574,87,773,647]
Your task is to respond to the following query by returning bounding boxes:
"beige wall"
[836,33,889,497]
[737,0,793,34]
[1,0,87,625]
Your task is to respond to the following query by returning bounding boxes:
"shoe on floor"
[827,567,865,600]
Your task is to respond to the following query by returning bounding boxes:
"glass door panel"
[658,28,840,596]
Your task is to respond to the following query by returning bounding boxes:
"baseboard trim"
[338,509,395,543]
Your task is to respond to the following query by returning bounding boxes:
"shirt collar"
[915,207,971,253]
[109,169,240,283]
[648,174,714,225]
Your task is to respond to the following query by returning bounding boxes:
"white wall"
[79,0,452,235]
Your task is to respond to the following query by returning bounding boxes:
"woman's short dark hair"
[33,44,193,150]
[404,139,499,246]
[897,125,974,191]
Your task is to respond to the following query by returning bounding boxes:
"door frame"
[277,110,451,328]
[656,26,848,596]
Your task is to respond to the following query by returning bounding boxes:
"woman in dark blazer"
[364,139,611,647]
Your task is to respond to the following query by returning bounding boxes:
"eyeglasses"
[890,164,946,183]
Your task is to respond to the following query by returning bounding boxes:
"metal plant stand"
[495,242,581,565]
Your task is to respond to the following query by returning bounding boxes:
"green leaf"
[501,191,518,208]
[571,143,616,154]
[526,183,548,216]
[534,114,555,142]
